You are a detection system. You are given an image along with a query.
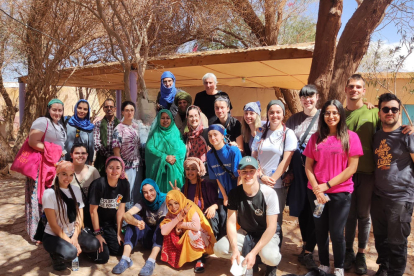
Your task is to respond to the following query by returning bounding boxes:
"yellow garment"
[161,190,216,267]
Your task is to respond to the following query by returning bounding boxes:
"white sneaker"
[334,267,344,276]
[318,265,330,273]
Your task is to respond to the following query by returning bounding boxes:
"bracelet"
[259,174,264,180]
[326,181,332,189]
[93,228,104,236]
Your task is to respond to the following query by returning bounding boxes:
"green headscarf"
[145,109,187,193]
[174,91,192,107]
[48,99,64,107]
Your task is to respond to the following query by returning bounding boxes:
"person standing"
[156,71,178,117]
[193,73,232,121]
[94,98,120,176]
[241,101,262,156]
[372,93,414,276]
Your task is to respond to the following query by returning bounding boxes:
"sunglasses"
[381,107,399,114]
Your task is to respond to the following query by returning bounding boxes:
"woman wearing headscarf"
[242,101,262,156]
[27,98,67,243]
[65,99,94,164]
[160,190,216,273]
[156,71,178,118]
[145,109,186,193]
[112,178,168,276]
[88,156,130,263]
[183,105,210,163]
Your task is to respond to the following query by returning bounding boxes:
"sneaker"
[334,268,344,276]
[375,264,388,276]
[301,253,318,270]
[264,265,277,276]
[50,254,66,271]
[344,249,355,270]
[355,253,368,275]
[318,265,330,273]
[112,258,133,274]
[139,260,155,276]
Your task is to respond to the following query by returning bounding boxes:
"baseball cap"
[238,156,259,170]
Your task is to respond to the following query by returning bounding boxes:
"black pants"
[371,194,413,276]
[298,197,317,252]
[43,230,100,261]
[207,210,220,241]
[218,199,227,241]
[308,190,351,268]
[87,224,124,263]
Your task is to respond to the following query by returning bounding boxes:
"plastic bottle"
[313,194,330,218]
[251,127,263,152]
[245,268,253,276]
[72,256,79,271]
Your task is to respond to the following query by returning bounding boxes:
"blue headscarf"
[67,99,95,132]
[140,178,166,212]
[159,71,177,108]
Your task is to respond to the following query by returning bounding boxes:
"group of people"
[21,71,413,276]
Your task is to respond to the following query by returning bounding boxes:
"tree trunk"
[308,0,343,106]
[231,0,266,45]
[328,0,392,102]
[264,0,278,45]
[123,65,132,102]
[274,87,302,121]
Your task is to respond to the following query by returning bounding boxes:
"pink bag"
[11,122,48,180]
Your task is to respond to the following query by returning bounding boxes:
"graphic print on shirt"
[100,194,123,209]
[374,139,392,170]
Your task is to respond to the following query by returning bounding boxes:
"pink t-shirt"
[303,130,363,193]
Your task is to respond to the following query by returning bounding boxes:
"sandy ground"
[0,175,413,276]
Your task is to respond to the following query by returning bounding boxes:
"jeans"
[125,167,143,210]
[124,214,163,249]
[345,173,374,250]
[308,189,351,268]
[371,194,413,276]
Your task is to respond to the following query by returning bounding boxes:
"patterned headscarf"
[56,161,74,174]
[184,106,208,162]
[184,157,206,177]
[243,101,261,115]
[105,156,126,179]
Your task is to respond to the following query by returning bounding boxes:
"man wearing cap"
[214,156,281,276]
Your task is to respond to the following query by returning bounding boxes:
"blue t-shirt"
[207,144,242,199]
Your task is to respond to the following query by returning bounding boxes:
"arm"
[177,212,201,231]
[271,151,294,181]
[28,129,45,152]
[244,214,277,269]
[116,203,126,244]
[90,204,106,252]
[235,135,244,154]
[227,209,242,265]
[88,132,95,163]
[317,156,359,193]
[161,217,180,235]
[44,209,71,243]
[113,147,121,157]
[123,206,143,226]
[216,179,228,206]
[305,157,327,204]
[402,125,414,135]
[411,153,414,163]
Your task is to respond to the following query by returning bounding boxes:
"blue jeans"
[124,214,163,249]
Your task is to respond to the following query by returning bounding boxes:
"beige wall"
[364,77,414,106]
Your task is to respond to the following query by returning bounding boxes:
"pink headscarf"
[184,157,206,177]
[105,156,126,179]
[55,161,75,174]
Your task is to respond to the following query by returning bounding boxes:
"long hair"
[53,177,81,227]
[242,111,262,143]
[182,176,204,211]
[317,100,349,153]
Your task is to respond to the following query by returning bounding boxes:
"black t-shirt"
[193,90,232,120]
[88,177,130,226]
[209,116,241,143]
[227,184,279,235]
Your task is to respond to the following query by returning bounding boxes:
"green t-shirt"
[346,105,379,174]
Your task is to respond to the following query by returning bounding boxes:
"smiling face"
[142,184,157,203]
[185,164,198,182]
[244,110,257,126]
[122,104,135,120]
[187,109,200,129]
[300,93,318,111]
[324,105,340,129]
[70,146,88,166]
[267,105,284,127]
[345,79,365,102]
[103,100,115,117]
[203,77,216,93]
[379,100,400,127]
[49,103,64,123]
[106,160,122,180]
[208,129,224,148]
[238,165,259,186]
[214,100,229,121]
[168,199,180,213]
[57,170,74,188]
[160,112,172,128]
[163,77,174,88]
[76,102,89,119]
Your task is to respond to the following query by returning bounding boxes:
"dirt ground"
[0,175,413,276]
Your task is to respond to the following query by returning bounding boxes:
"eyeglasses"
[381,107,399,114]
[104,106,115,109]
[324,111,340,117]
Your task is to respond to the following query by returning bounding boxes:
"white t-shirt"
[70,165,100,197]
[31,117,67,150]
[42,184,84,237]
[258,127,297,188]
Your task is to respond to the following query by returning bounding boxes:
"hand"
[96,234,107,253]
[364,101,375,109]
[230,250,242,266]
[169,180,180,191]
[136,220,145,230]
[312,185,321,195]
[316,192,329,204]
[166,155,176,165]
[229,141,238,147]
[117,233,124,246]
[223,197,228,207]
[176,203,191,221]
[70,236,82,256]
[402,125,414,135]
[176,221,183,229]
[319,183,329,193]
[175,227,183,236]
[261,175,276,187]
[204,204,218,219]
[243,252,257,270]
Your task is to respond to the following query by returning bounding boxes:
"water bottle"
[251,128,263,152]
[313,194,330,218]
[72,256,79,271]
[245,268,253,276]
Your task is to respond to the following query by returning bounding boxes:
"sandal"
[194,259,205,273]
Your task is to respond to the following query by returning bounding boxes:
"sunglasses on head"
[381,107,399,114]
